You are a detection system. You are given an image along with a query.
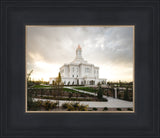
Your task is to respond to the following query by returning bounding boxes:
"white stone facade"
[49,45,107,85]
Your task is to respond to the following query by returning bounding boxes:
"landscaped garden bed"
[27,100,133,112]
[28,87,108,102]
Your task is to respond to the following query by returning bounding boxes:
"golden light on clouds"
[29,61,61,81]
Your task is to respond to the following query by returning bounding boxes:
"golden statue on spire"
[78,44,81,49]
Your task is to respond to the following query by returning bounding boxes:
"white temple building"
[49,45,107,85]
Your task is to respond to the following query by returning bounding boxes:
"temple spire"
[76,44,82,58]
[78,44,81,49]
[71,45,87,64]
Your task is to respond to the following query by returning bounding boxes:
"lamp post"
[114,88,117,99]
[114,83,118,99]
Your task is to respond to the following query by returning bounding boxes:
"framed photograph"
[1,0,159,138]
[26,25,135,113]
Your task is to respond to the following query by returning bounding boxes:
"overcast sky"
[26,26,134,82]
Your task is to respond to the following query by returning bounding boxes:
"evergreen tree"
[97,83,103,99]
[56,72,62,85]
[55,72,63,108]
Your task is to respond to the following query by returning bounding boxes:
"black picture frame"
[0,0,159,138]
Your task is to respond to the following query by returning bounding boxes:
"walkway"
[33,86,133,108]
[64,86,98,96]
[33,98,133,108]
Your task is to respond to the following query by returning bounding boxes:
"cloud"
[26,26,134,81]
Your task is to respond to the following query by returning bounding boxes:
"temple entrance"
[81,81,84,85]
[90,80,95,85]
[77,79,79,85]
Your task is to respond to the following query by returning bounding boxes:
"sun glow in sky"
[26,26,134,82]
